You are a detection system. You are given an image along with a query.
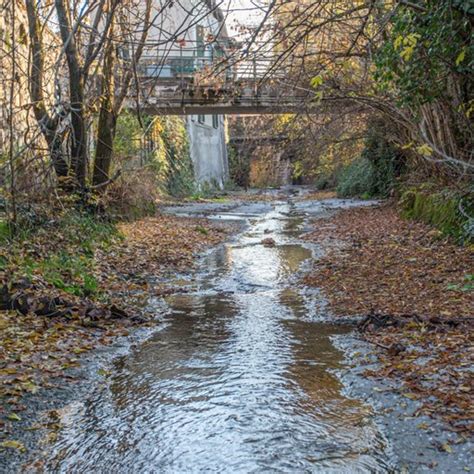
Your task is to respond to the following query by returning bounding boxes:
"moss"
[400,187,473,243]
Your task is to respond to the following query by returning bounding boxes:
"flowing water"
[43,196,392,473]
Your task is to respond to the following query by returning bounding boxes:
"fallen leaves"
[0,440,26,453]
[303,204,473,433]
[0,211,232,445]
[303,205,473,317]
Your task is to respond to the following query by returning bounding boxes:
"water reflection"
[44,201,390,473]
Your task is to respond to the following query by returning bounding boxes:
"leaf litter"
[303,204,473,435]
[0,212,232,448]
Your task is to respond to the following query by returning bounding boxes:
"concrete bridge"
[128,52,316,116]
[229,135,288,145]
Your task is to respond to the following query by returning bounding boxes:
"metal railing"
[138,55,216,78]
[129,46,316,113]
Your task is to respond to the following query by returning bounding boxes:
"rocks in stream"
[261,237,276,247]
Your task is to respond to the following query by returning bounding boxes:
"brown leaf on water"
[0,440,26,453]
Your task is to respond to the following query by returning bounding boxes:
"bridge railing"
[136,51,289,82]
[138,55,223,78]
[129,45,315,112]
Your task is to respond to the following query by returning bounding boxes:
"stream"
[42,193,393,473]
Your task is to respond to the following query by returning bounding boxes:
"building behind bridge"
[138,0,231,189]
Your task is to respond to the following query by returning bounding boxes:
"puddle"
[42,199,392,472]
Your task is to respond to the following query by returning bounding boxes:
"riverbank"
[0,210,233,458]
[303,203,473,437]
[1,191,472,472]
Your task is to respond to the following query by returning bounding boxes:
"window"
[196,26,205,57]
[212,115,219,129]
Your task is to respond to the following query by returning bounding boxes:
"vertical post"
[253,56,257,102]
[180,43,184,90]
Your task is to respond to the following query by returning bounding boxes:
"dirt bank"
[303,204,473,436]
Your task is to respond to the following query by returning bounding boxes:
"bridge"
[229,135,288,145]
[127,47,317,116]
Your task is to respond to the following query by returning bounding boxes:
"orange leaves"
[303,205,473,318]
[107,214,228,279]
[303,204,473,433]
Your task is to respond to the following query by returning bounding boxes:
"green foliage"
[400,187,473,243]
[228,144,250,189]
[361,127,404,197]
[27,252,99,297]
[375,1,473,107]
[0,220,11,242]
[121,115,196,198]
[113,112,142,158]
[447,274,474,292]
[59,212,118,250]
[314,174,332,190]
[194,225,209,235]
[337,126,404,198]
[336,157,375,198]
[159,117,196,197]
[5,210,120,297]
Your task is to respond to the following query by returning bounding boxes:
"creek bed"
[40,194,393,472]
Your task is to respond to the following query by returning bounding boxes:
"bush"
[336,157,375,198]
[337,123,404,198]
[228,144,250,189]
[314,173,334,190]
[159,117,195,197]
[105,167,159,219]
[107,113,196,212]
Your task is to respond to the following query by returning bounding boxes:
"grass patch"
[24,252,99,297]
[0,220,11,242]
[195,225,209,235]
[2,210,121,299]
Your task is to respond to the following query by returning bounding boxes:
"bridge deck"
[127,52,316,115]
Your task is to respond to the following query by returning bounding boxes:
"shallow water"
[44,197,391,473]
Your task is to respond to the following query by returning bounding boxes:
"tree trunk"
[93,106,117,187]
[92,0,152,189]
[25,0,69,179]
[45,129,69,178]
[93,30,116,188]
[55,0,88,189]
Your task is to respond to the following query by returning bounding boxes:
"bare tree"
[93,0,153,188]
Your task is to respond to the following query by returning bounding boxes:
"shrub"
[159,117,195,197]
[337,123,404,198]
[105,113,196,213]
[228,144,250,189]
[336,157,376,198]
[400,187,473,243]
